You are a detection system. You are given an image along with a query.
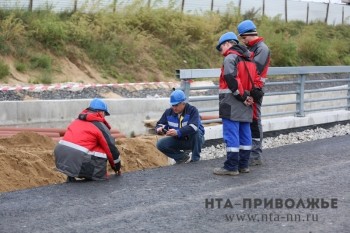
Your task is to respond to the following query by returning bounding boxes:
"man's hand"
[156,127,167,135]
[244,96,254,106]
[165,129,178,136]
[113,161,121,176]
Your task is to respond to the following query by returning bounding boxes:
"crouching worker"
[54,98,121,182]
[155,90,205,164]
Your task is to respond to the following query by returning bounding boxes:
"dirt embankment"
[0,132,168,193]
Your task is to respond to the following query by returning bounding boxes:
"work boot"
[213,167,239,176]
[239,168,250,173]
[66,176,76,183]
[249,159,262,166]
[176,155,191,164]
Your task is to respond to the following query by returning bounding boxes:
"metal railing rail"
[176,66,350,124]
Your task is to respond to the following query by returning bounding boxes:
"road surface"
[1,135,349,233]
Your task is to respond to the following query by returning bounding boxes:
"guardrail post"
[180,80,191,100]
[295,74,305,117]
[176,69,191,100]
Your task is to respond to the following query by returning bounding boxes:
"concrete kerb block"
[204,125,223,140]
[204,110,350,141]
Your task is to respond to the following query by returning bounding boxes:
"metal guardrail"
[176,66,350,124]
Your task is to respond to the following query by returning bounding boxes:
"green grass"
[0,1,349,83]
[15,62,26,72]
[0,61,10,80]
[38,71,53,84]
[29,54,52,70]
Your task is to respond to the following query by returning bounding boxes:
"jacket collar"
[78,109,111,129]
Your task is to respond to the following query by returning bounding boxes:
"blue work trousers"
[222,118,252,171]
[156,131,204,162]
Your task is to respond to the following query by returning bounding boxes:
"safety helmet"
[89,98,110,116]
[216,32,239,51]
[170,90,186,106]
[237,20,257,36]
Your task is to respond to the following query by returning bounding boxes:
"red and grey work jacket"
[247,37,270,86]
[61,109,120,167]
[219,45,261,122]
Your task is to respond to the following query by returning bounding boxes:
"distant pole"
[113,0,117,12]
[262,0,265,17]
[147,0,151,8]
[306,3,309,24]
[325,1,330,24]
[239,0,242,13]
[29,0,33,11]
[285,0,288,22]
[181,0,185,12]
[73,0,78,12]
[342,6,345,25]
[211,0,214,12]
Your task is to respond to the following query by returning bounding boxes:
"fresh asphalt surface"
[1,135,350,233]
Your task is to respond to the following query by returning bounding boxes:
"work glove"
[250,87,264,102]
[113,161,121,175]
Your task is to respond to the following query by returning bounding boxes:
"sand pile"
[0,132,168,193]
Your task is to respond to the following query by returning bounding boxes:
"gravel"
[1,73,348,101]
[197,123,350,161]
[0,85,176,101]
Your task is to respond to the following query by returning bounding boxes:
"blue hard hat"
[170,90,186,106]
[89,98,110,116]
[237,20,257,36]
[216,32,239,51]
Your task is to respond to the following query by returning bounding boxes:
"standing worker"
[213,32,263,176]
[155,89,205,164]
[237,20,271,166]
[54,98,121,182]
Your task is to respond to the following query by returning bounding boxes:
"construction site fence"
[0,0,349,25]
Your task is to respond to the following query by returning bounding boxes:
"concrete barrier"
[0,99,169,136]
[0,87,349,138]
